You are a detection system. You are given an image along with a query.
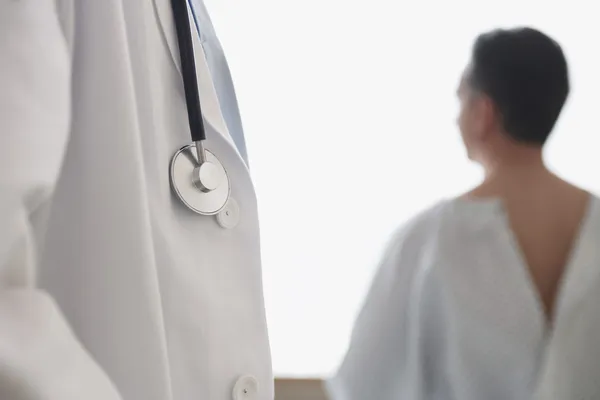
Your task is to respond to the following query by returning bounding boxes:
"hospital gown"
[327,196,600,400]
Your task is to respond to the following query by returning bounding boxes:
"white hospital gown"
[327,196,600,400]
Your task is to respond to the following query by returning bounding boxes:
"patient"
[327,27,600,400]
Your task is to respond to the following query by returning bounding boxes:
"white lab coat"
[0,1,272,399]
[327,197,600,400]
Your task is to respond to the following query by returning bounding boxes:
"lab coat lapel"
[153,0,181,75]
[152,0,236,149]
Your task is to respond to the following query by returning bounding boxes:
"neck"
[484,154,546,179]
[481,142,545,177]
[471,148,549,198]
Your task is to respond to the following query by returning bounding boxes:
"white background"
[203,0,600,377]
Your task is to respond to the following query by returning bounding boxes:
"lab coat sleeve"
[325,208,440,400]
[0,2,122,399]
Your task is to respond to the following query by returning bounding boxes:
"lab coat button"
[217,197,240,229]
[232,375,259,400]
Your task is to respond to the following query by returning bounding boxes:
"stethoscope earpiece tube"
[168,0,233,217]
[170,0,206,143]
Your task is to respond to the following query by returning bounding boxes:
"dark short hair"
[467,27,569,145]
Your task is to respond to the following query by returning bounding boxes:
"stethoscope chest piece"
[170,144,231,215]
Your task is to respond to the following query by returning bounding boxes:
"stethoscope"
[169,0,232,217]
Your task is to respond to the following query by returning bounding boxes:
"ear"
[475,95,497,139]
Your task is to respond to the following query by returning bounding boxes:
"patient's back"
[466,174,591,323]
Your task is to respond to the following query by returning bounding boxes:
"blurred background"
[203,0,600,396]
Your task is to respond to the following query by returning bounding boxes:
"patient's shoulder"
[385,200,450,260]
[398,200,449,235]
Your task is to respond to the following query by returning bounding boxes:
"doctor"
[0,0,272,399]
